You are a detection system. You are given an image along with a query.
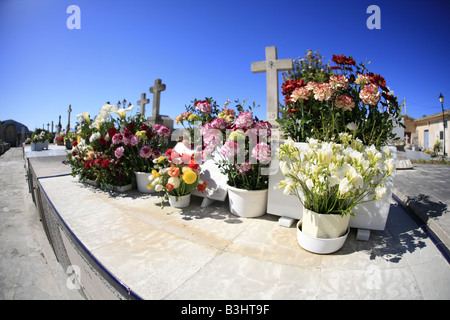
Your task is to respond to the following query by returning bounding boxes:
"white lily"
[115,104,134,119]
[89,114,106,130]
[99,103,118,119]
[77,112,90,124]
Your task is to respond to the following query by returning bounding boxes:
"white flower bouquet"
[277,134,395,217]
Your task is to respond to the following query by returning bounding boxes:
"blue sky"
[1,0,449,131]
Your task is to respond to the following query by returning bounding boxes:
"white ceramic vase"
[227,185,268,218]
[134,172,155,193]
[302,208,350,239]
[168,193,191,208]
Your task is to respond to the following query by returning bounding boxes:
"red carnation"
[108,127,117,137]
[72,140,78,147]
[100,159,109,168]
[371,74,386,87]
[99,137,107,145]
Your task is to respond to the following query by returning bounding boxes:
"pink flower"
[246,121,272,143]
[334,95,355,111]
[153,124,170,138]
[130,134,139,147]
[220,140,240,158]
[114,146,124,159]
[194,100,212,113]
[313,83,333,101]
[112,133,123,145]
[235,111,254,130]
[151,150,161,159]
[200,123,212,137]
[210,118,227,130]
[139,145,153,158]
[359,83,381,106]
[235,162,252,174]
[204,132,223,149]
[251,142,271,163]
[291,86,313,102]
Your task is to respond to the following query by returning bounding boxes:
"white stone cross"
[149,79,166,119]
[66,104,72,133]
[251,46,293,123]
[137,93,150,117]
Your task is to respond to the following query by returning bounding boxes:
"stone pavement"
[1,147,450,300]
[0,147,82,299]
[393,159,450,256]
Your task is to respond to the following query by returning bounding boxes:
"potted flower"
[277,134,395,253]
[147,149,205,208]
[109,114,170,193]
[202,102,272,218]
[268,51,402,232]
[30,129,48,151]
[56,136,64,146]
[175,98,232,147]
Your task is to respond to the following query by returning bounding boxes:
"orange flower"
[168,167,180,177]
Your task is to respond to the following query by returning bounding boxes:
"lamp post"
[439,93,446,157]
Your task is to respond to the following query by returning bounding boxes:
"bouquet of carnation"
[147,148,206,198]
[109,115,170,173]
[175,98,235,147]
[202,102,272,191]
[277,133,395,216]
[279,51,403,148]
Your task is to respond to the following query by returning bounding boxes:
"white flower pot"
[302,208,350,239]
[35,142,43,151]
[297,220,349,254]
[104,183,133,192]
[168,194,191,208]
[227,185,268,218]
[31,142,36,151]
[134,172,156,193]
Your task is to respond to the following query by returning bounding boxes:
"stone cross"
[66,104,72,133]
[149,79,166,119]
[251,46,293,124]
[137,93,150,117]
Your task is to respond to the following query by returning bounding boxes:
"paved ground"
[1,147,449,300]
[394,157,450,256]
[0,148,82,299]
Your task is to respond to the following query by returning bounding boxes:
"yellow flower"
[188,114,200,122]
[152,169,160,178]
[136,130,147,141]
[182,170,197,184]
[157,156,165,163]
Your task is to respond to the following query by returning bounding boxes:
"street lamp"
[439,93,446,157]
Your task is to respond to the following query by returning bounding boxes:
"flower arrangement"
[65,102,169,190]
[277,132,395,217]
[175,98,235,146]
[201,100,272,191]
[147,148,206,199]
[279,51,403,148]
[31,129,51,143]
